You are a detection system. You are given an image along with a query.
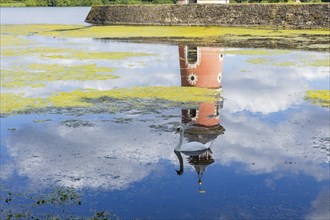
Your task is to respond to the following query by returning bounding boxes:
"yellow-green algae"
[305,90,330,107]
[224,49,289,56]
[0,93,49,114]
[0,24,85,36]
[40,25,330,39]
[0,35,32,47]
[1,46,152,60]
[1,24,329,39]
[246,58,329,67]
[1,24,329,52]
[305,59,330,67]
[0,86,219,114]
[1,64,118,88]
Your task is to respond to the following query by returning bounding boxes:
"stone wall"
[85,4,330,29]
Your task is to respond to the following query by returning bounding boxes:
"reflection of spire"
[188,149,214,193]
[174,149,215,193]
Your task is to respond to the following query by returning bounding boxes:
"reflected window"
[189,109,197,118]
[219,53,224,61]
[217,73,222,83]
[215,104,220,117]
[186,46,198,64]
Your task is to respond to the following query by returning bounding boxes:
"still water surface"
[0,7,329,219]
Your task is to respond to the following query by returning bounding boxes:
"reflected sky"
[1,40,329,219]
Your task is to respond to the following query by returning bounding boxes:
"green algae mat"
[2,24,329,50]
[1,24,329,115]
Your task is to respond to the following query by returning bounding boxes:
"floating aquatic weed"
[224,49,289,56]
[60,119,95,128]
[305,90,330,107]
[1,64,117,88]
[45,51,152,60]
[1,47,76,57]
[246,58,268,65]
[0,93,49,115]
[49,86,218,108]
[240,70,251,73]
[0,35,32,47]
[246,57,329,67]
[35,187,81,206]
[2,24,330,51]
[38,25,329,39]
[110,117,134,124]
[0,87,218,115]
[32,119,52,123]
[0,24,84,36]
[302,59,330,67]
[1,46,153,60]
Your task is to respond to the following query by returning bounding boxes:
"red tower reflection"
[179,44,224,129]
[177,44,225,192]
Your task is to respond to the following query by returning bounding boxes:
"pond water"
[1,7,330,220]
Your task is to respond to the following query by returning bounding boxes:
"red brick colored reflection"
[179,44,223,127]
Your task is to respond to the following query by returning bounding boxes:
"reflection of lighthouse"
[176,44,225,192]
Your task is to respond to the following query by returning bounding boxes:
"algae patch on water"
[0,93,49,114]
[0,35,32,47]
[246,57,330,67]
[1,64,117,88]
[1,46,152,60]
[37,25,330,39]
[0,24,85,36]
[49,87,218,108]
[224,49,289,56]
[305,90,330,107]
[2,24,329,51]
[0,87,219,114]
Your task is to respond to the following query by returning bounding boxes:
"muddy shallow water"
[1,7,330,220]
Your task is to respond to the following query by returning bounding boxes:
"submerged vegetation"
[1,64,117,88]
[1,24,329,51]
[0,87,219,114]
[0,10,329,220]
[0,24,329,116]
[1,46,151,60]
[38,25,329,39]
[0,93,49,114]
[246,57,330,67]
[305,90,330,107]
[224,49,290,56]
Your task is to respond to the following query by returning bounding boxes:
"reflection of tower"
[179,44,224,130]
[179,44,223,89]
[176,44,225,192]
